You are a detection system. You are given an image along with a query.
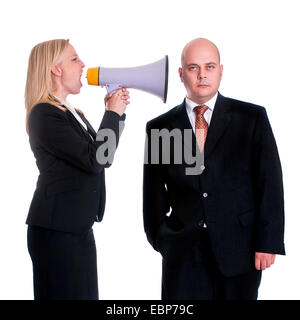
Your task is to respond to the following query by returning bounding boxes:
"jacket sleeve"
[143,121,170,251]
[252,107,285,255]
[28,104,125,174]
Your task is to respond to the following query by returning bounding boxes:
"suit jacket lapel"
[170,93,232,161]
[65,110,96,142]
[76,111,97,140]
[168,100,199,189]
[204,93,231,160]
[171,99,197,154]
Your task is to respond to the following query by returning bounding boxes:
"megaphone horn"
[86,56,169,103]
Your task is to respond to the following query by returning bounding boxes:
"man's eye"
[72,57,77,61]
[189,66,197,71]
[207,65,214,70]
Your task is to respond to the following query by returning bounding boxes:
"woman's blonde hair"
[25,39,69,133]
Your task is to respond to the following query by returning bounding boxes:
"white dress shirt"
[185,93,218,131]
[53,96,95,141]
[54,96,88,130]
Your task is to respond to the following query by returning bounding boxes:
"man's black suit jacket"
[26,103,125,234]
[143,93,285,277]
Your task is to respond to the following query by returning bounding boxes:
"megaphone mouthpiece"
[86,67,100,86]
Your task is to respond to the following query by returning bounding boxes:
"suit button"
[198,220,204,227]
[203,192,208,198]
[93,190,97,193]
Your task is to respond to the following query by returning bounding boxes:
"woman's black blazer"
[26,103,125,234]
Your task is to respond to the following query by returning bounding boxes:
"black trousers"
[27,225,98,300]
[162,228,262,300]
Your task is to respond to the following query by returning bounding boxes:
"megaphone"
[86,56,169,103]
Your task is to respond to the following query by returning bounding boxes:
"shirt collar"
[53,95,89,133]
[53,95,76,113]
[185,92,218,114]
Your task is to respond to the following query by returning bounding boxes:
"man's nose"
[197,66,206,79]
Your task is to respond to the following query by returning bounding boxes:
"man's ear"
[178,67,183,82]
[220,64,223,79]
[51,65,62,77]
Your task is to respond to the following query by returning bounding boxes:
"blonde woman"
[25,39,129,300]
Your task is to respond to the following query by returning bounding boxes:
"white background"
[0,0,299,300]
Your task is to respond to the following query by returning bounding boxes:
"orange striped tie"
[194,105,209,152]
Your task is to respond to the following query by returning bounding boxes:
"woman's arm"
[29,103,125,174]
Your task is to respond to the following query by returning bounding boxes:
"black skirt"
[27,225,98,300]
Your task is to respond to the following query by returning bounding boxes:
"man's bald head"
[178,38,223,104]
[181,38,221,66]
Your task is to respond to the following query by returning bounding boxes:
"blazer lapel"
[204,93,231,160]
[171,99,197,154]
[76,111,97,140]
[170,94,232,162]
[65,110,95,142]
[169,100,201,190]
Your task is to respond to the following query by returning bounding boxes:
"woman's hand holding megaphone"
[105,88,130,116]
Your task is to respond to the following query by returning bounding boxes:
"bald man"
[143,38,285,300]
